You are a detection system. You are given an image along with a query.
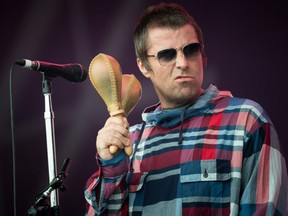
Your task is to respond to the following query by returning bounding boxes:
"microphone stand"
[43,75,59,211]
[28,74,63,215]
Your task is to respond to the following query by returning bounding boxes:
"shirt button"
[203,169,208,178]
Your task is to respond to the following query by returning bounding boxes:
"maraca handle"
[109,145,119,154]
[109,145,132,156]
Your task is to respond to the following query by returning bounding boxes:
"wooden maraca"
[88,53,141,156]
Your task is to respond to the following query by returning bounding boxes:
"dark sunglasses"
[147,43,203,66]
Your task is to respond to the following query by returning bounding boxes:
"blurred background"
[1,0,287,215]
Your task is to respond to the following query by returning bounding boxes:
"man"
[85,3,288,215]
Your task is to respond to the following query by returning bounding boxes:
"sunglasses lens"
[183,43,202,58]
[158,49,177,65]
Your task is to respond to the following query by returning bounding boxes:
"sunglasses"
[147,43,203,66]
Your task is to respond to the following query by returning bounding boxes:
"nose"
[175,50,188,68]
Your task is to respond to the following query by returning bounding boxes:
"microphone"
[15,59,88,82]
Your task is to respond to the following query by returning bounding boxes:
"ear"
[137,58,150,78]
[202,54,208,67]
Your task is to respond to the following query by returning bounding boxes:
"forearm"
[85,151,129,215]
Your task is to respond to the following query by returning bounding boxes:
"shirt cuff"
[97,150,129,178]
[97,150,126,166]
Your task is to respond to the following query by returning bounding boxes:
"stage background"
[1,0,287,215]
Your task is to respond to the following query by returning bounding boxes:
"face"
[137,24,204,109]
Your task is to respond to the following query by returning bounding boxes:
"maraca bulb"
[88,53,124,116]
[121,74,142,116]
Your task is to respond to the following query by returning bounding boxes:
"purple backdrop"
[1,0,287,215]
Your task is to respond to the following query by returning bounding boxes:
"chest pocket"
[180,159,231,200]
[127,171,148,193]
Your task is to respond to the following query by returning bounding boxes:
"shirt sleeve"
[84,151,129,216]
[240,123,288,216]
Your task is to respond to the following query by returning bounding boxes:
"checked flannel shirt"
[85,84,288,216]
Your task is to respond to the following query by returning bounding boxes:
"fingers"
[96,117,130,160]
[101,117,130,146]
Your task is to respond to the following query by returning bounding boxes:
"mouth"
[175,75,194,82]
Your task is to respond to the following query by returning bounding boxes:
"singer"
[84,3,288,216]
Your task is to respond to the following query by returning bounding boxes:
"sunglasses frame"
[147,43,203,66]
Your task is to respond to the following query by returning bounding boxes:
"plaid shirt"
[85,84,288,216]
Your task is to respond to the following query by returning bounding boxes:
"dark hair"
[134,3,205,69]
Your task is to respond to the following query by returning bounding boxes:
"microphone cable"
[9,62,17,216]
